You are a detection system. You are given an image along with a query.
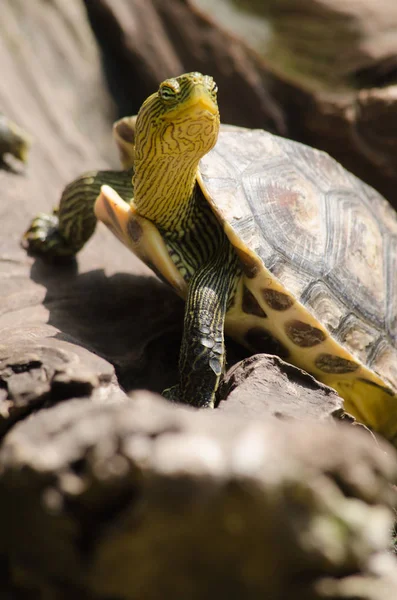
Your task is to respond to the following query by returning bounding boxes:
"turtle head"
[134,72,220,166]
[132,73,220,228]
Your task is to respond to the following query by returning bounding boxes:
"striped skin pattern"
[101,74,397,442]
[132,73,219,231]
[23,169,133,257]
[125,73,240,405]
[23,72,397,444]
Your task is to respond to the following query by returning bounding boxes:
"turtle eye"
[159,81,180,103]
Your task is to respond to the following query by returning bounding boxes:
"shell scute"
[363,184,397,235]
[369,343,397,390]
[335,315,380,365]
[199,126,397,402]
[384,234,397,343]
[280,139,355,194]
[301,281,345,332]
[325,188,386,324]
[240,168,328,276]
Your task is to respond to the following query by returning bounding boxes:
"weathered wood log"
[0,392,396,599]
[1,1,397,597]
[83,0,285,131]
[217,353,346,423]
[0,0,184,406]
[189,0,397,204]
[203,0,397,89]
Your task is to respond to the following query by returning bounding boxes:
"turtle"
[23,72,397,445]
[0,113,31,164]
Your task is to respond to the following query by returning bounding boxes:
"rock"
[203,0,397,89]
[0,392,395,599]
[0,337,127,439]
[217,353,346,423]
[0,114,31,164]
[1,2,397,597]
[0,0,183,405]
[132,0,397,204]
[84,0,286,131]
[237,0,397,203]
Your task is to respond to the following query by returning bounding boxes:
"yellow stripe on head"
[132,73,220,229]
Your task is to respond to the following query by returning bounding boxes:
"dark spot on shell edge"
[242,286,267,318]
[315,353,359,374]
[127,218,143,243]
[285,319,326,347]
[262,289,294,311]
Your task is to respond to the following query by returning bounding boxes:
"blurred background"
[2,0,397,200]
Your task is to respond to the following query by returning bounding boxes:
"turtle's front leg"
[23,169,133,258]
[164,245,239,408]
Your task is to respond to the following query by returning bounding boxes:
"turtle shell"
[198,126,397,440]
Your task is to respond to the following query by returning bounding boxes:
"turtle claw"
[22,211,75,258]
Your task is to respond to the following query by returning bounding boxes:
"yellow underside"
[225,276,397,444]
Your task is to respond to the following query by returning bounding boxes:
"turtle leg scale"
[22,209,77,258]
[164,243,238,408]
[22,169,133,258]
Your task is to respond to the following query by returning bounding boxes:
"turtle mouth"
[163,92,218,122]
